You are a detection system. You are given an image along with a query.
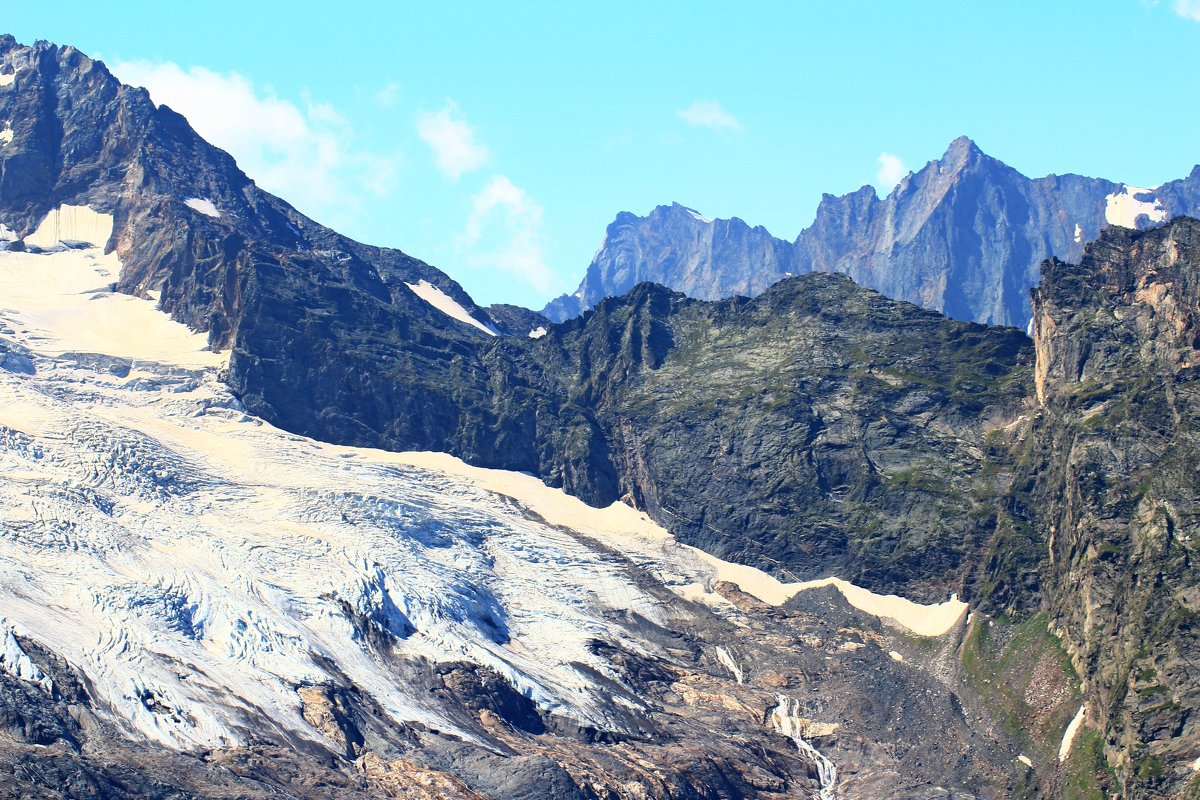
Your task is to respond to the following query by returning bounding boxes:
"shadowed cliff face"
[509,276,1034,600]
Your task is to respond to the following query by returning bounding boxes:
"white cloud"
[1175,0,1200,19]
[678,100,742,131]
[877,152,908,192]
[416,102,490,180]
[462,175,560,295]
[110,59,399,228]
[374,82,402,108]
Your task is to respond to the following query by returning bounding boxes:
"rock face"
[544,137,1200,331]
[512,276,1032,601]
[1021,220,1200,796]
[541,203,797,322]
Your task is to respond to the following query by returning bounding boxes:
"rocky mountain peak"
[939,134,985,168]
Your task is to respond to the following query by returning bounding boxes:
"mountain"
[2,33,1200,798]
[0,202,1030,798]
[540,203,797,322]
[542,137,1200,330]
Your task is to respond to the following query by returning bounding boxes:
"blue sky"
[5,2,1200,307]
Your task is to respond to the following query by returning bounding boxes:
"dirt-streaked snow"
[404,279,498,336]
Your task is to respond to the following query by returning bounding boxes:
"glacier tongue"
[0,337,683,750]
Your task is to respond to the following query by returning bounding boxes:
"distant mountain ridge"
[542,136,1200,329]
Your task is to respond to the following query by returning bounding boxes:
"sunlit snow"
[1105,185,1167,229]
[0,207,223,368]
[528,326,547,339]
[404,278,498,336]
[184,197,221,218]
[1059,704,1086,761]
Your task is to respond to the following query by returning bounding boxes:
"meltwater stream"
[770,695,838,800]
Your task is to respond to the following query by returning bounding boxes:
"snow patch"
[1105,185,1167,229]
[0,73,12,88]
[184,198,221,219]
[687,209,714,224]
[528,326,547,339]
[26,204,113,249]
[714,646,744,684]
[404,279,497,336]
[0,206,224,368]
[0,124,11,146]
[1074,223,1083,244]
[1059,704,1086,761]
[1017,754,1033,768]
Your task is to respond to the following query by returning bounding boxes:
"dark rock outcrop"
[4,33,1200,798]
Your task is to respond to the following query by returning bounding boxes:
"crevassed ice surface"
[0,352,683,750]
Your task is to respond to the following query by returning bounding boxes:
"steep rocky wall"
[1024,220,1200,797]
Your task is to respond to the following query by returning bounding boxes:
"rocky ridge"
[542,137,1200,331]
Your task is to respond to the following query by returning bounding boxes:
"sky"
[5,2,1200,309]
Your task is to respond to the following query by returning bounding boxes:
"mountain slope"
[3,33,1200,798]
[1022,219,1200,796]
[544,137,1200,331]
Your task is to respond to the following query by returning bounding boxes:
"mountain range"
[542,137,1200,331]
[0,34,1198,800]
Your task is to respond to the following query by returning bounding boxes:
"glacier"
[0,206,971,777]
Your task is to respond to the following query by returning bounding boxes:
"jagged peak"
[942,135,981,159]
